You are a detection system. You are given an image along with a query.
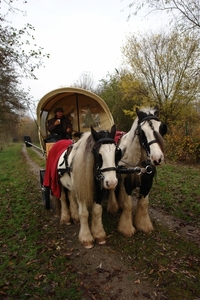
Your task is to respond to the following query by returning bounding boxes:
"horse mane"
[85,133,96,154]
[70,132,95,207]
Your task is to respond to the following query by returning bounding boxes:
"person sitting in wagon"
[47,107,73,140]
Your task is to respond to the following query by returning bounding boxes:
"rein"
[118,160,153,175]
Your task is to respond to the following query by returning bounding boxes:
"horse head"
[136,106,167,166]
[91,125,120,189]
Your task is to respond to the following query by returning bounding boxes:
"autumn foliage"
[165,126,200,164]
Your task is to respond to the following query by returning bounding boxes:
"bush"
[165,133,200,164]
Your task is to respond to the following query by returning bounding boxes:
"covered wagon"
[36,87,114,155]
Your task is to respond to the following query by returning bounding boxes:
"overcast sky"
[4,0,168,102]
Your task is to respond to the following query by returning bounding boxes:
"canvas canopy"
[36,87,114,151]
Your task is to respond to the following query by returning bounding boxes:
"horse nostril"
[154,160,159,166]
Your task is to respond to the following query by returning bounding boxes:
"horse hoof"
[107,205,119,214]
[123,233,132,238]
[82,242,94,249]
[136,225,154,233]
[60,220,71,225]
[96,238,106,245]
[73,219,80,225]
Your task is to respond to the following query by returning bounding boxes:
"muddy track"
[22,145,200,299]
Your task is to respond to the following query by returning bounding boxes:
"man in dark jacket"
[47,107,72,140]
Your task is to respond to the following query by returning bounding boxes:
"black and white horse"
[107,106,167,237]
[46,125,121,248]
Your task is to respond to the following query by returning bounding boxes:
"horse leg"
[78,201,94,249]
[60,186,71,225]
[134,171,155,233]
[91,202,106,245]
[68,190,80,224]
[135,194,154,233]
[52,195,61,218]
[107,189,119,213]
[117,184,136,237]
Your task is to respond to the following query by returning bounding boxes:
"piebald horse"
[56,125,121,248]
[107,106,167,237]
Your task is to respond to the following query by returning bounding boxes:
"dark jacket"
[47,115,72,139]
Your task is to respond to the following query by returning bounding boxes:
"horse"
[107,106,167,238]
[44,125,121,249]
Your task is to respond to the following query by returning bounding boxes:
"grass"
[1,143,200,299]
[26,146,46,168]
[103,211,200,300]
[0,144,83,300]
[150,162,200,226]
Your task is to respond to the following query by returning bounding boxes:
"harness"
[57,115,163,185]
[57,136,122,189]
[117,115,162,176]
[57,144,73,176]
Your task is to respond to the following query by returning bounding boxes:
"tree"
[72,71,96,92]
[122,30,200,127]
[98,70,149,131]
[19,116,39,143]
[0,1,49,143]
[127,0,200,32]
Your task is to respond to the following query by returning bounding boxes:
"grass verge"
[150,162,200,226]
[0,144,82,299]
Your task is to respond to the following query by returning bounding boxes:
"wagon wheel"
[39,169,50,209]
[41,186,51,210]
[40,169,45,187]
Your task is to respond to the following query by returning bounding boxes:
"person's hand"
[54,119,60,125]
[66,128,71,133]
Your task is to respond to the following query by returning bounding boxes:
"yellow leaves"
[165,130,200,164]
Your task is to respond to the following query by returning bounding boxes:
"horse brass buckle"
[145,165,153,174]
[136,165,152,175]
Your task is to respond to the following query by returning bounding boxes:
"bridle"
[136,115,161,158]
[118,114,164,176]
[92,137,121,185]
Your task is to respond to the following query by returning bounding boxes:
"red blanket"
[43,140,73,198]
[114,131,126,144]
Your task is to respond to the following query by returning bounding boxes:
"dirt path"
[22,145,199,299]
